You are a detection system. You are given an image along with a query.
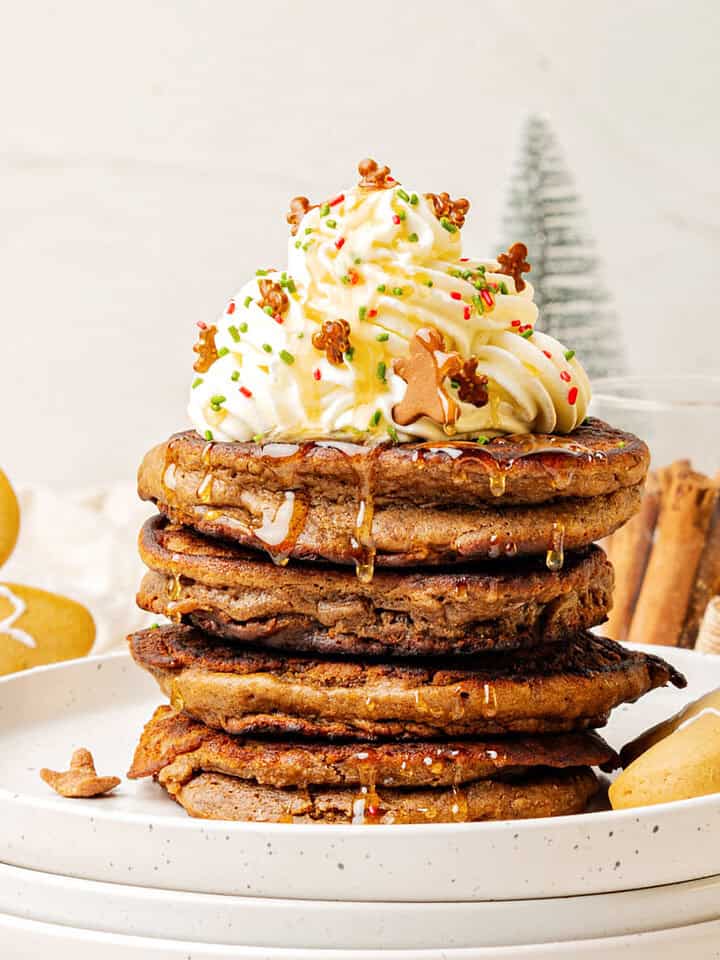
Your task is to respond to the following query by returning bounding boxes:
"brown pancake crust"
[128,625,685,740]
[137,419,648,567]
[138,517,614,656]
[159,767,600,823]
[128,705,617,787]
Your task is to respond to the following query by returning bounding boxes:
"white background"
[2,0,718,488]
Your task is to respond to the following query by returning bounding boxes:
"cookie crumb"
[40,748,121,798]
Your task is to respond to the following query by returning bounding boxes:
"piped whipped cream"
[188,166,591,443]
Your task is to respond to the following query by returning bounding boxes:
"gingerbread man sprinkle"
[495,242,531,292]
[425,192,470,230]
[40,748,121,799]
[454,357,489,407]
[312,319,352,365]
[287,196,316,236]
[258,279,289,319]
[193,325,219,373]
[358,158,394,190]
[393,328,463,429]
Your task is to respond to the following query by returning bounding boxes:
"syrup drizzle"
[546,521,566,571]
[252,491,309,567]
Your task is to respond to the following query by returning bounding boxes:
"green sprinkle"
[262,343,273,353]
[326,218,337,229]
[440,217,457,233]
[397,188,410,202]
[204,429,214,441]
[302,241,312,251]
[287,278,296,294]
[476,435,489,445]
[397,209,406,221]
[564,349,576,361]
[320,203,330,217]
[392,286,404,296]
[239,322,248,333]
[376,332,389,342]
[369,409,382,427]
[295,240,301,248]
[408,232,419,242]
[263,305,274,316]
[210,394,226,405]
[424,279,434,287]
[450,269,461,278]
[304,227,314,235]
[410,193,419,205]
[341,275,350,285]
[462,269,472,280]
[387,425,399,443]
[618,440,627,448]
[252,433,264,443]
[376,361,387,382]
[297,331,305,339]
[150,623,159,630]
[228,325,241,342]
[244,296,253,308]
[358,306,367,322]
[377,284,386,293]
[474,278,487,291]
[499,282,508,295]
[450,379,460,389]
[477,265,486,274]
[256,269,268,277]
[520,328,533,339]
[344,346,355,361]
[353,256,362,264]
[218,346,229,357]
[472,294,483,312]
[192,377,203,389]
[279,349,295,365]
[231,371,240,382]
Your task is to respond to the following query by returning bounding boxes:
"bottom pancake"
[157,767,600,824]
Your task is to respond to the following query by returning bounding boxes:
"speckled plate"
[0,647,718,901]
[0,863,719,949]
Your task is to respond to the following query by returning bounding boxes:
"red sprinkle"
[480,289,495,308]
[335,237,345,249]
[386,176,395,183]
[196,321,208,330]
[392,214,401,225]
[348,269,360,285]
[568,386,579,405]
[463,306,471,320]
[511,319,521,327]
[274,314,284,324]
[329,193,344,206]
[560,370,571,383]
[459,257,469,262]
[239,386,252,398]
[313,368,322,381]
[450,291,462,300]
[367,309,378,319]
[227,301,236,314]
[542,350,552,359]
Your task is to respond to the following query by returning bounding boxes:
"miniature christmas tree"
[498,114,625,379]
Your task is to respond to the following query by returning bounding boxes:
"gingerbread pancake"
[137,517,614,657]
[128,625,684,740]
[137,418,648,568]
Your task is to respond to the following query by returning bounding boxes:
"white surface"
[1,912,720,960]
[0,863,719,949]
[2,1,719,489]
[0,647,719,902]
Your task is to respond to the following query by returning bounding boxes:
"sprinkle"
[480,289,494,308]
[542,350,552,359]
[376,332,389,342]
[244,296,253,308]
[227,301,236,314]
[252,433,264,443]
[262,343,273,353]
[273,314,284,325]
[295,240,301,249]
[520,329,533,339]
[218,346,230,356]
[192,377,203,389]
[341,275,350,285]
[392,214,401,225]
[304,227,314,235]
[367,309,378,318]
[297,332,304,338]
[560,370,571,383]
[329,193,344,206]
[228,325,241,342]
[210,394,226,405]
[204,429,214,441]
[440,217,458,233]
[376,361,387,382]
[196,321,208,330]
[231,371,240,381]
[256,269,268,277]
[320,203,330,217]
[410,193,419,205]
[263,305,274,316]
[358,306,367,322]
[279,350,295,365]
[463,306,471,320]
[392,286,404,296]
[377,284,386,293]
[499,282,508,295]
[397,188,410,202]
[472,294,483,312]
[387,424,399,443]
[239,322,248,333]
[568,386,579,405]
[511,319,521,327]
[239,386,253,398]
[564,349,576,361]
[286,278,297,294]
[408,233,419,242]
[302,241,312,250]
[618,440,626,448]
[335,237,345,249]
[476,435,489,444]
[348,269,360,285]
[369,410,382,427]
[353,256,362,264]
[398,209,406,220]
[450,291,462,301]
[424,279,433,287]
[313,368,322,381]
[326,218,337,229]
[344,346,355,361]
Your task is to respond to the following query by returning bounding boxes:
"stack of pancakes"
[128,418,685,823]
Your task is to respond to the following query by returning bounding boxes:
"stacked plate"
[0,646,719,959]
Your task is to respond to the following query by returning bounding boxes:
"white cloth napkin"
[2,484,156,654]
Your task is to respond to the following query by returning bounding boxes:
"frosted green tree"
[498,115,625,379]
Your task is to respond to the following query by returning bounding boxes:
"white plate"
[1,912,720,959]
[0,647,719,901]
[0,863,719,949]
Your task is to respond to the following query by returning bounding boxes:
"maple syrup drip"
[488,470,507,497]
[327,440,385,584]
[197,472,214,503]
[162,438,179,502]
[450,785,469,823]
[201,441,214,466]
[168,572,182,601]
[252,491,309,566]
[546,521,566,571]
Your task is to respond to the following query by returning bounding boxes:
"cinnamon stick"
[678,473,720,648]
[627,462,718,647]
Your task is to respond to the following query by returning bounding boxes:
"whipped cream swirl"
[188,176,590,443]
